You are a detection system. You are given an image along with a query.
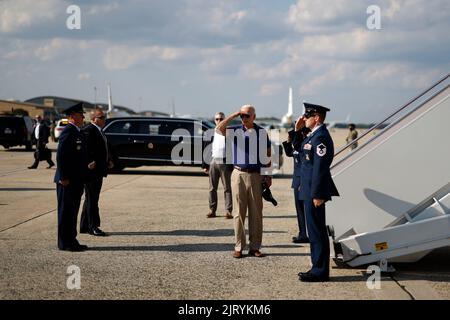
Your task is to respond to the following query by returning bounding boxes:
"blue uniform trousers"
[294,189,307,239]
[57,182,84,249]
[304,200,329,277]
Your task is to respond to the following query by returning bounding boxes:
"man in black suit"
[28,115,55,169]
[80,108,111,236]
[54,103,89,251]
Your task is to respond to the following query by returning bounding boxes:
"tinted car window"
[160,121,194,136]
[106,121,139,134]
[136,121,162,135]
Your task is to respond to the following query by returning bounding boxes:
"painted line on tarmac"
[0,208,56,233]
[0,168,29,177]
[0,175,144,233]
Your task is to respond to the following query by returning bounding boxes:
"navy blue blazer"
[54,123,88,184]
[82,123,109,179]
[298,125,339,201]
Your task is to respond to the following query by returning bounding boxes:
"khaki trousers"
[232,169,263,252]
[208,159,233,213]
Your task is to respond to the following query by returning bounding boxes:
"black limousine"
[104,117,283,172]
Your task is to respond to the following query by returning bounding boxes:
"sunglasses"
[215,118,224,121]
[240,113,251,119]
[303,113,317,119]
[96,116,106,120]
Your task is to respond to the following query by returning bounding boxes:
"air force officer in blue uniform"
[296,103,339,282]
[54,103,89,251]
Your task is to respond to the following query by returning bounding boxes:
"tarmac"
[1,129,449,300]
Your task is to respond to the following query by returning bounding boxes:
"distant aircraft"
[280,87,294,129]
[107,82,113,116]
[326,113,352,130]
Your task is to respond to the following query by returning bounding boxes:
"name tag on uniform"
[76,139,82,151]
[303,143,312,150]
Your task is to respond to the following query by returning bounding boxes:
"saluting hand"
[88,161,96,170]
[313,199,325,208]
[59,179,70,187]
[295,115,306,132]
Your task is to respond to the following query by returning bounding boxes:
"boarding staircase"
[327,73,450,270]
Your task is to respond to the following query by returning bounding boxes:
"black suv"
[0,115,34,150]
[104,117,215,171]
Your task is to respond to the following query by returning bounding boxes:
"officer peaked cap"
[63,102,84,115]
[303,102,330,115]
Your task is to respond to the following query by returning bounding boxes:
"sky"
[1,0,449,122]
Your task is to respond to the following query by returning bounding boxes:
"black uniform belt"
[234,166,259,173]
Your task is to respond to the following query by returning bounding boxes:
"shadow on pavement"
[264,215,296,219]
[111,169,293,179]
[108,229,234,237]
[88,243,310,256]
[0,188,55,191]
[0,148,34,152]
[331,247,450,281]
[88,243,233,252]
[107,229,286,237]
[392,247,450,281]
[113,170,206,177]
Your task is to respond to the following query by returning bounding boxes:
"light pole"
[94,86,97,107]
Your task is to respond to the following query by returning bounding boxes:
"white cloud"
[33,38,93,61]
[87,2,120,15]
[0,0,61,33]
[260,83,283,96]
[287,0,367,33]
[77,73,91,80]
[299,62,442,95]
[103,45,185,70]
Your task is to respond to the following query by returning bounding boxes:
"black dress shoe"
[299,272,329,282]
[28,166,37,169]
[60,244,88,252]
[46,163,55,169]
[298,270,312,277]
[89,227,107,236]
[292,236,310,244]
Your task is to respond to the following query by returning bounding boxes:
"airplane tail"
[287,87,293,117]
[107,82,113,115]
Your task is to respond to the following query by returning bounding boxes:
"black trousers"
[31,145,55,167]
[293,189,307,239]
[80,177,103,232]
[304,200,330,278]
[57,182,84,249]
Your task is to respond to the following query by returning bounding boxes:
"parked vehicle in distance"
[103,116,284,173]
[54,118,69,141]
[0,115,34,150]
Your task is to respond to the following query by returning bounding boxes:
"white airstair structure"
[327,73,450,271]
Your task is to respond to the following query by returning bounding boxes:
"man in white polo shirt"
[204,112,233,219]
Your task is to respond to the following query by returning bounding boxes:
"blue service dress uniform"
[298,125,339,278]
[282,130,308,240]
[54,123,88,249]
